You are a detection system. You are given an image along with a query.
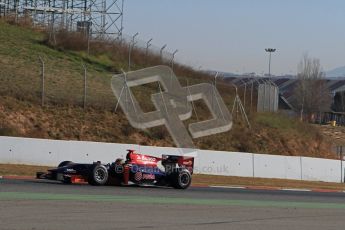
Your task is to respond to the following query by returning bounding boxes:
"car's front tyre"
[88,164,109,186]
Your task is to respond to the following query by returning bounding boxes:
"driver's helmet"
[115,158,125,165]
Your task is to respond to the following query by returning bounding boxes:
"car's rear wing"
[161,155,194,174]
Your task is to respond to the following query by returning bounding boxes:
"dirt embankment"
[0,96,336,159]
[313,124,345,146]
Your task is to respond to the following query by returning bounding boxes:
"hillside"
[0,20,336,158]
[326,66,345,78]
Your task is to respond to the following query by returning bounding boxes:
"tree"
[292,54,332,121]
[333,91,345,112]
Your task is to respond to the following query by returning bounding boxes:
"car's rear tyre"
[171,169,192,189]
[88,164,108,186]
[58,161,73,168]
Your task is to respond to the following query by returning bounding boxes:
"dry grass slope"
[0,20,336,158]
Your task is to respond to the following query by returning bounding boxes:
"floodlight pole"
[265,48,276,77]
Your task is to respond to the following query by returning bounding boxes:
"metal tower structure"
[1,0,124,39]
[0,0,4,17]
[0,0,12,17]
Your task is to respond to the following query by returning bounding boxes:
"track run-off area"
[1,178,345,230]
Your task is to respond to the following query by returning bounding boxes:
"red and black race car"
[36,150,194,189]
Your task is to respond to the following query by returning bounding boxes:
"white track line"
[211,186,314,192]
[210,185,246,189]
[281,188,311,192]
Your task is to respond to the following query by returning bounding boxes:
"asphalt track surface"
[1,179,345,230]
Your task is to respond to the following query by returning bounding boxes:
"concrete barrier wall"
[0,136,343,183]
[0,136,185,165]
[197,150,253,177]
[301,157,341,183]
[253,154,302,180]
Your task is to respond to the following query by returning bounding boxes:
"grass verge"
[193,174,345,191]
[0,164,49,176]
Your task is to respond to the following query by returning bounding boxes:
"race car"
[36,150,194,189]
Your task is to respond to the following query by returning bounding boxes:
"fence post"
[145,38,153,66]
[243,82,247,110]
[38,56,45,107]
[128,32,139,71]
[128,43,132,71]
[250,81,253,113]
[82,63,87,109]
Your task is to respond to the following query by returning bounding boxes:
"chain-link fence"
[0,54,227,113]
[0,53,116,110]
[120,33,174,64]
[229,77,278,113]
[0,18,179,110]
